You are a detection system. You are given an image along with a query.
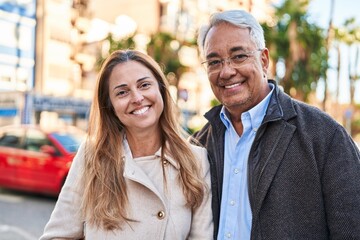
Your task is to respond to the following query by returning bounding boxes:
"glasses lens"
[206,60,221,73]
[231,54,249,65]
[204,50,261,73]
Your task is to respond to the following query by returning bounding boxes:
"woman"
[40,50,213,239]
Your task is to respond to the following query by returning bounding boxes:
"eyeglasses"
[201,49,263,74]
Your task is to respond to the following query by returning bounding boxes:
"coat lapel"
[250,81,298,216]
[122,138,165,202]
[123,155,163,199]
[251,120,296,219]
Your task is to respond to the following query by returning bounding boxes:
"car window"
[50,132,83,153]
[25,129,52,152]
[0,128,25,148]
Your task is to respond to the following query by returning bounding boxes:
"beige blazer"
[40,140,213,240]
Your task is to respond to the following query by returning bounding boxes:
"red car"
[0,124,85,196]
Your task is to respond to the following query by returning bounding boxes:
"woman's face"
[108,61,164,135]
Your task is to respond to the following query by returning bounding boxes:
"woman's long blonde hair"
[82,49,205,230]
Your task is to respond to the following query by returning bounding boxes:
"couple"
[40,10,360,240]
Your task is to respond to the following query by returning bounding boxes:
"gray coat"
[193,80,360,239]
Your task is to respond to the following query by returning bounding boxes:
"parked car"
[0,124,85,196]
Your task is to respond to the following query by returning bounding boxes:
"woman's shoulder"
[189,143,208,155]
[189,143,209,168]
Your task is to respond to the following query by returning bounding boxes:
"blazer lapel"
[123,155,163,198]
[251,121,296,217]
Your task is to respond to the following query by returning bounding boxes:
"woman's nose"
[132,91,144,104]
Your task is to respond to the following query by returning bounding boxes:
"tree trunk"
[351,46,359,104]
[335,44,341,102]
[322,0,335,111]
[282,21,299,95]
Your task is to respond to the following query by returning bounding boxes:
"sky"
[307,0,360,104]
[308,0,359,28]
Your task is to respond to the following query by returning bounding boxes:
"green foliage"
[107,33,136,53]
[95,33,136,71]
[95,31,196,88]
[147,32,188,86]
[352,117,360,136]
[263,0,328,101]
[210,98,221,107]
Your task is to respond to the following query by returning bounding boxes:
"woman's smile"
[131,106,150,115]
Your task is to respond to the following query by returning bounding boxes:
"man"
[193,9,360,239]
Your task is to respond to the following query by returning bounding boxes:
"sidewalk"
[0,225,37,240]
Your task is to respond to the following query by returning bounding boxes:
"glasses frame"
[201,49,263,74]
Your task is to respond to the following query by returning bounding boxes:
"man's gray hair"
[197,10,266,58]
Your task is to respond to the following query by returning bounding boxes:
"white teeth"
[132,106,149,115]
[224,83,240,89]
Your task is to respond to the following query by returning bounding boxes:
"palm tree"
[333,27,343,105]
[346,22,360,105]
[322,0,335,111]
[146,32,188,88]
[95,33,137,71]
[328,18,360,135]
[263,0,327,102]
[337,18,360,105]
[95,31,196,100]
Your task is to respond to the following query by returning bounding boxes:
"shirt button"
[157,211,165,219]
[234,168,239,174]
[230,200,235,206]
[226,232,231,238]
[162,160,168,166]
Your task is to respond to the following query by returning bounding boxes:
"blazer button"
[157,210,165,219]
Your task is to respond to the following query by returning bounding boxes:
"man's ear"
[261,48,270,73]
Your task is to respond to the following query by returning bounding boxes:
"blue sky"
[308,0,359,28]
[308,0,360,103]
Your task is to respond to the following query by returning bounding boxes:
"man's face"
[203,22,270,114]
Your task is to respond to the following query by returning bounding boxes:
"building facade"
[0,0,277,130]
[0,0,36,126]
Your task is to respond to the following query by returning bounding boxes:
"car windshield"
[50,132,84,153]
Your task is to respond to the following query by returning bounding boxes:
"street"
[0,188,56,240]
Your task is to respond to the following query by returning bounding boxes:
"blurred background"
[0,0,359,140]
[0,1,359,238]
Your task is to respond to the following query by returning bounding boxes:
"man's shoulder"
[192,121,213,143]
[292,99,338,123]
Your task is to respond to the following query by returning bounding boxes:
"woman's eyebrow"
[113,76,150,90]
[113,83,127,90]
[136,76,150,83]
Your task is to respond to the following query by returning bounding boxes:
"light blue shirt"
[217,83,274,240]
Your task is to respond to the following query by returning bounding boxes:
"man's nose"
[219,60,237,78]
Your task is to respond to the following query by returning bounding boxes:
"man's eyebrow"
[205,46,247,59]
[229,46,246,53]
[205,52,220,59]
